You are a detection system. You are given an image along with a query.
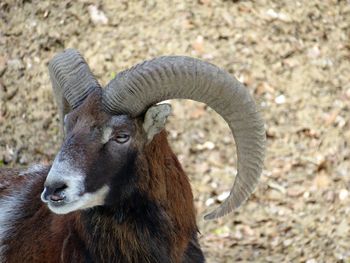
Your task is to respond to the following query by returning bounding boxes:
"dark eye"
[115,134,130,144]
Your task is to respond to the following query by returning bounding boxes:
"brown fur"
[0,131,199,263]
[144,131,197,262]
[0,92,202,262]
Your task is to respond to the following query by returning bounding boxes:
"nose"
[42,181,68,202]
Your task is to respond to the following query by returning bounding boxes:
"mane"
[144,130,198,260]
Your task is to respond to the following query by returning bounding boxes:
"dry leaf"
[313,173,331,189]
[192,35,205,54]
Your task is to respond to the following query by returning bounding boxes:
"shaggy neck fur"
[80,195,173,263]
[76,131,199,263]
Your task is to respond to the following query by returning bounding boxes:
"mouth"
[48,198,69,207]
[47,198,76,210]
[41,188,79,212]
[45,195,86,215]
[49,192,66,202]
[41,185,110,215]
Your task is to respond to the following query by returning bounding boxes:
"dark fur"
[0,92,205,263]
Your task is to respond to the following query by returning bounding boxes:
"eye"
[114,134,130,144]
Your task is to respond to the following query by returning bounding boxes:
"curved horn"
[48,48,101,134]
[102,56,266,220]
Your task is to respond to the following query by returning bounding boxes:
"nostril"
[53,184,67,195]
[44,182,68,202]
[51,184,67,201]
[50,193,65,202]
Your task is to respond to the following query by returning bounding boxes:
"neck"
[75,131,198,263]
[79,192,174,263]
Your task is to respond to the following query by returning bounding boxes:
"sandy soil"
[1,0,349,262]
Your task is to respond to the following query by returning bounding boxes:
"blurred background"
[0,0,349,262]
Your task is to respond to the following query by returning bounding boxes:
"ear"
[143,103,172,143]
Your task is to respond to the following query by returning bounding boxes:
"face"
[41,93,142,214]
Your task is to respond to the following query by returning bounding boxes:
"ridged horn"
[102,56,266,220]
[48,48,101,135]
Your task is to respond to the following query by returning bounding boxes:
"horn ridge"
[102,56,266,219]
[48,48,101,136]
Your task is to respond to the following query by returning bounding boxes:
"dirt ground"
[1,0,349,262]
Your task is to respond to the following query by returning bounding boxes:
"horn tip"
[203,206,231,221]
